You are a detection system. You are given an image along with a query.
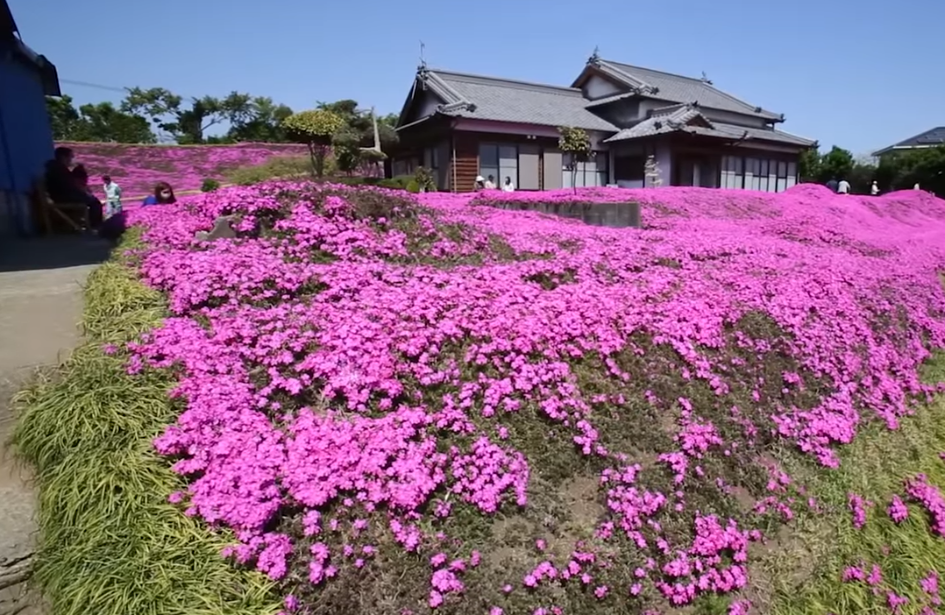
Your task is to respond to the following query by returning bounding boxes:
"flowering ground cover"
[57,141,308,197]
[14,182,945,615]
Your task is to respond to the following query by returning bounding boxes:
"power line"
[59,79,130,94]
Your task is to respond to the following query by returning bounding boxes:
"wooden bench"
[31,179,90,235]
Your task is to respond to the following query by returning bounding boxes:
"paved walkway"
[0,236,110,615]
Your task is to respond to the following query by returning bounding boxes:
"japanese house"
[392,52,815,193]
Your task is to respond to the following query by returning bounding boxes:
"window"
[614,155,645,182]
[786,161,797,189]
[721,156,744,189]
[745,158,758,190]
[562,151,608,188]
[775,161,788,192]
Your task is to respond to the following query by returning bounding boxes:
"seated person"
[142,181,177,206]
[72,164,90,192]
[44,147,103,229]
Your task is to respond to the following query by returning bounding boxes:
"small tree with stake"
[558,126,592,193]
[282,109,345,178]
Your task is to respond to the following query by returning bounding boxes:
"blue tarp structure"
[0,0,60,236]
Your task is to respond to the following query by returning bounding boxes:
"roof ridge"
[427,68,584,96]
[603,59,778,117]
[895,126,945,146]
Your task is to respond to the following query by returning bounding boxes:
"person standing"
[484,175,496,189]
[837,178,851,195]
[870,180,880,195]
[826,178,839,193]
[502,176,515,192]
[102,175,122,218]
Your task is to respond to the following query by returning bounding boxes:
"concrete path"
[0,236,110,615]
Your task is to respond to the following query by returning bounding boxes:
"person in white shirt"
[483,175,496,189]
[502,176,515,192]
[837,179,851,194]
[102,175,122,217]
[474,176,486,191]
[870,180,879,195]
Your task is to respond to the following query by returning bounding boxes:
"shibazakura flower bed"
[56,141,308,196]
[116,182,945,615]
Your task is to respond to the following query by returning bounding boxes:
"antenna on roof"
[419,40,427,70]
[589,45,600,63]
[700,71,713,85]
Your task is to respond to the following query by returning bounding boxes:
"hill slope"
[56,141,307,197]
[16,183,945,615]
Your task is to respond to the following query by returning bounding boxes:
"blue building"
[0,0,60,236]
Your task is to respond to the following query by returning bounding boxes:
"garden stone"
[195,215,237,242]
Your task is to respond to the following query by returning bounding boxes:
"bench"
[31,179,90,235]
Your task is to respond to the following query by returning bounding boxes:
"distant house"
[871,127,945,159]
[0,0,60,236]
[392,52,815,193]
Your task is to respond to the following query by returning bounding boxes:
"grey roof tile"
[424,70,618,132]
[872,126,945,155]
[606,114,814,147]
[598,60,782,120]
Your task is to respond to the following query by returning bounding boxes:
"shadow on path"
[0,236,112,273]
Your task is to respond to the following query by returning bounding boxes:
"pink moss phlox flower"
[887,495,909,523]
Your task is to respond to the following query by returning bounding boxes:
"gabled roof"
[871,127,945,156]
[604,102,814,147]
[604,103,714,142]
[397,67,617,133]
[574,57,784,122]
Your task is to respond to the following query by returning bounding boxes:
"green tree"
[122,87,259,144]
[45,95,155,143]
[558,126,592,192]
[798,147,821,183]
[877,147,945,197]
[816,146,854,184]
[227,97,294,143]
[316,100,398,152]
[282,109,345,177]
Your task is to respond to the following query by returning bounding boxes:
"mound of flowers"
[57,141,308,196]
[120,182,945,614]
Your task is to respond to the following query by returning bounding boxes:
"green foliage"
[317,100,399,152]
[11,252,281,615]
[558,126,592,192]
[224,155,317,186]
[817,146,855,183]
[201,178,221,192]
[797,148,821,182]
[46,95,156,143]
[332,129,364,175]
[405,179,421,193]
[876,146,945,196]
[282,110,345,178]
[413,166,437,192]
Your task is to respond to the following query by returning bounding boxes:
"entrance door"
[518,144,540,190]
[543,148,562,190]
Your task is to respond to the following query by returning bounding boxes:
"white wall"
[583,75,623,99]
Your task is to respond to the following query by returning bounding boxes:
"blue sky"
[10,0,944,156]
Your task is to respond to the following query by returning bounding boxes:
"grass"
[753,352,945,615]
[9,236,281,615]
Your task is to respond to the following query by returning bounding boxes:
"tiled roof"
[604,104,713,142]
[872,127,945,156]
[414,69,618,132]
[606,107,814,147]
[591,59,783,121]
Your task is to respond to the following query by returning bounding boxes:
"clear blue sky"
[10,0,944,156]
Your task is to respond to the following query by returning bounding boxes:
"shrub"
[405,179,421,193]
[201,178,221,192]
[281,109,346,178]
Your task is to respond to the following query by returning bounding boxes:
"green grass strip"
[10,239,281,615]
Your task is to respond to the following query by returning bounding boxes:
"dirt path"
[0,237,110,615]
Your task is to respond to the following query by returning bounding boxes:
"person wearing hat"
[474,176,486,191]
